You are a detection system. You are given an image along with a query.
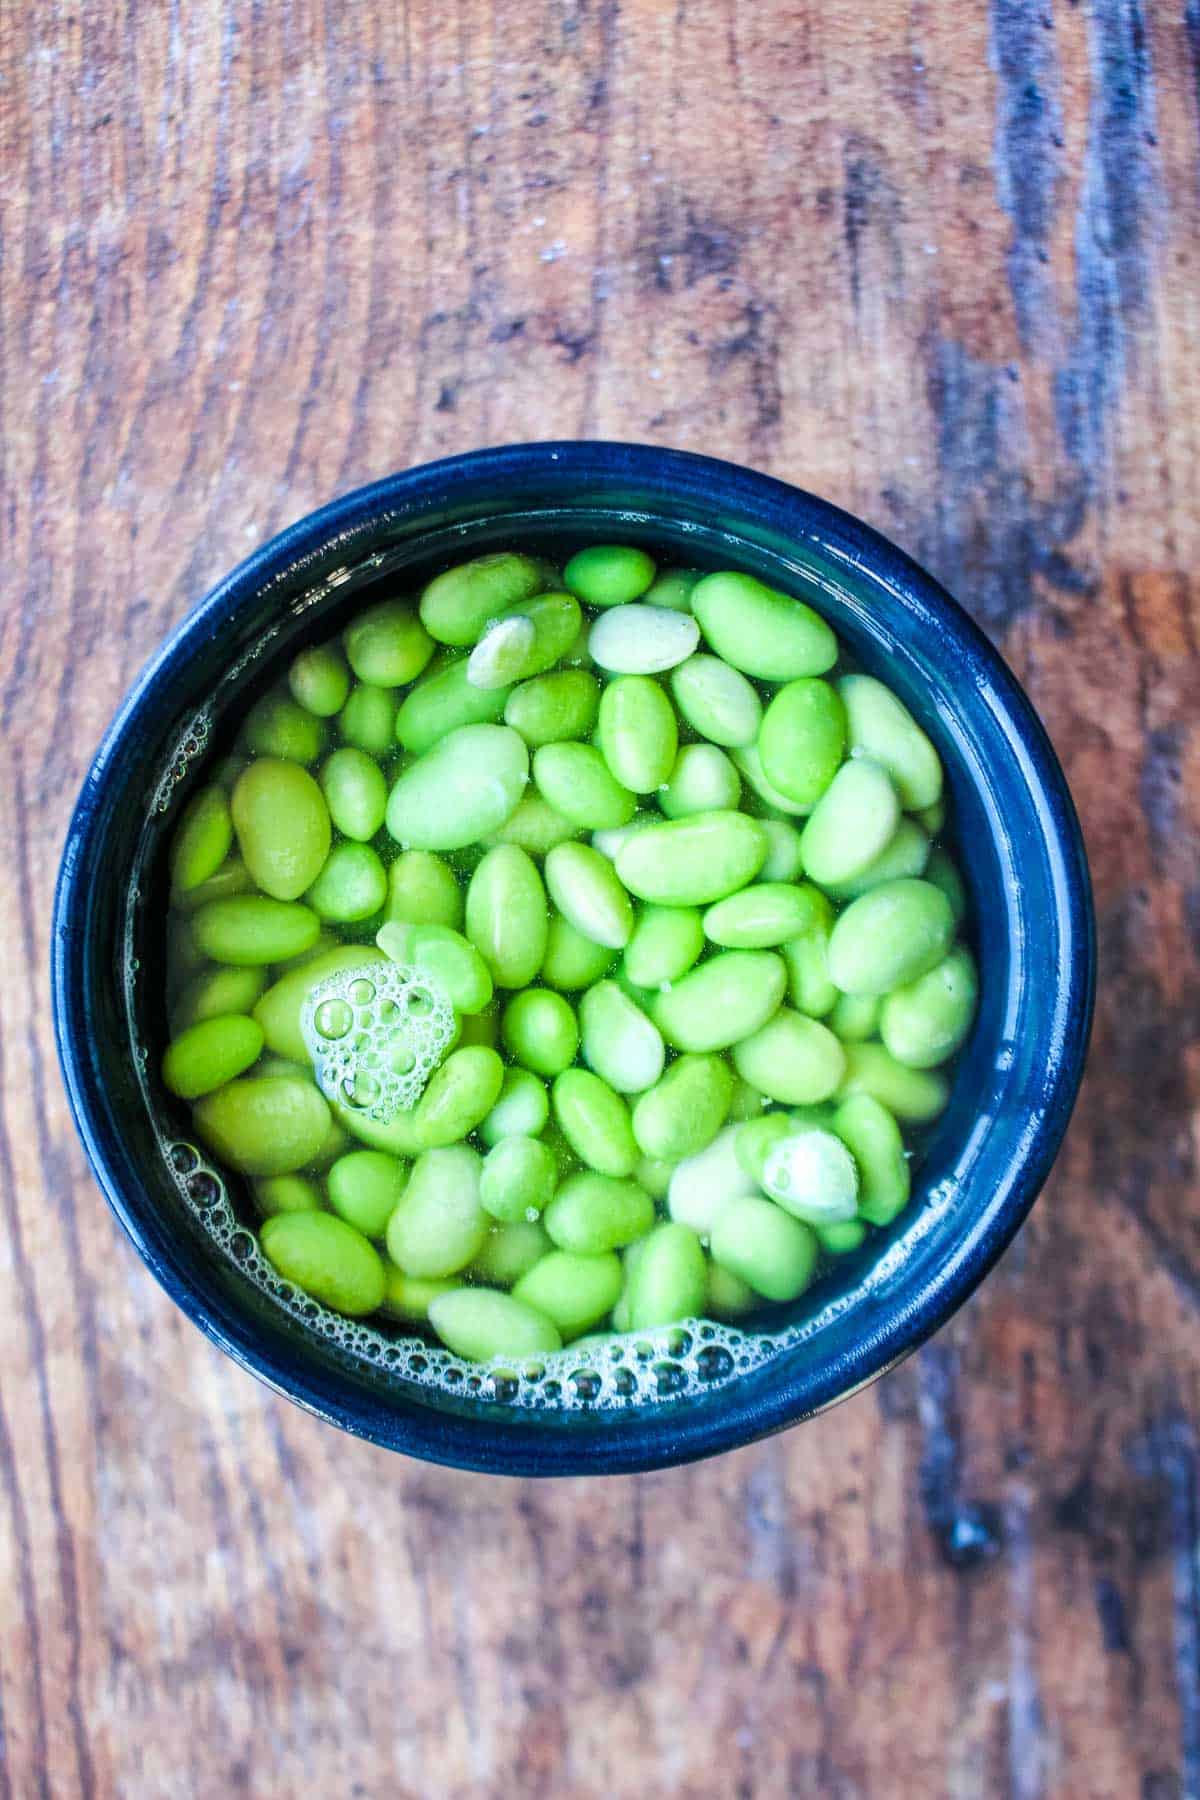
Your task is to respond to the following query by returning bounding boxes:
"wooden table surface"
[3,3,1199,1795]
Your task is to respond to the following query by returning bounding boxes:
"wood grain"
[2,2,1198,1794]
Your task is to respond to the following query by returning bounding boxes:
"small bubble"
[186,1171,221,1207]
[571,1369,601,1402]
[697,1344,734,1382]
[315,998,353,1039]
[668,1328,693,1357]
[230,1231,255,1264]
[170,1142,199,1174]
[633,1340,653,1363]
[389,1041,416,1075]
[493,1374,519,1403]
[613,1366,637,1398]
[542,1379,562,1402]
[342,1070,381,1109]
[407,988,433,1017]
[347,977,376,1006]
[409,1353,428,1374]
[654,1360,687,1396]
[444,1365,463,1385]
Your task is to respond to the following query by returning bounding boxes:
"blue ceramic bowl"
[53,443,1094,1475]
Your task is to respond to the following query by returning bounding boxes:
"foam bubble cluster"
[300,962,455,1121]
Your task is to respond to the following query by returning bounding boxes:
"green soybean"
[172,964,267,1031]
[631,1053,733,1161]
[669,654,762,748]
[386,1145,488,1277]
[162,1014,265,1100]
[384,851,464,930]
[513,1250,623,1341]
[589,604,700,675]
[343,599,434,687]
[758,678,846,806]
[480,1067,550,1145]
[579,980,665,1094]
[702,882,825,949]
[505,669,600,745]
[482,795,581,857]
[665,1125,756,1238]
[306,843,388,923]
[729,743,811,817]
[731,1009,846,1105]
[533,742,636,830]
[635,1155,674,1199]
[924,847,967,926]
[171,855,254,913]
[544,842,634,950]
[289,642,351,718]
[879,944,978,1068]
[429,1287,562,1360]
[381,1268,461,1324]
[799,760,900,887]
[615,810,767,907]
[468,1219,553,1288]
[420,552,545,645]
[192,895,320,966]
[651,950,786,1052]
[193,1076,332,1176]
[706,1261,759,1318]
[231,759,331,901]
[815,1218,869,1255]
[465,846,549,989]
[622,905,704,990]
[552,1069,639,1177]
[244,694,326,765]
[544,1172,654,1254]
[781,891,837,1018]
[395,655,510,753]
[759,820,805,882]
[838,673,943,810]
[386,723,528,851]
[471,591,581,684]
[253,944,386,1061]
[327,1150,408,1237]
[501,988,579,1076]
[411,1046,505,1148]
[376,920,493,1013]
[319,748,388,841]
[734,1112,798,1184]
[338,683,397,756]
[254,1174,324,1217]
[260,1212,386,1316]
[643,567,702,612]
[540,911,618,991]
[564,544,656,607]
[836,1043,950,1122]
[710,1197,818,1301]
[171,786,233,893]
[831,1092,910,1224]
[659,744,741,819]
[822,818,930,902]
[826,877,955,996]
[692,571,837,681]
[595,676,678,794]
[829,992,881,1042]
[479,1134,558,1222]
[756,1125,858,1223]
[624,1222,707,1330]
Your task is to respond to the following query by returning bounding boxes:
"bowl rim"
[52,441,1096,1475]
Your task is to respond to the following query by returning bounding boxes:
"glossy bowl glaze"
[52,443,1094,1475]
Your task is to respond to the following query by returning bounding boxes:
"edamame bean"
[822,818,930,901]
[254,1174,324,1217]
[384,850,464,930]
[669,654,762,747]
[590,815,654,862]
[260,1212,386,1316]
[595,676,679,793]
[658,744,740,819]
[170,855,254,912]
[622,905,704,989]
[563,544,656,607]
[469,1219,552,1288]
[544,842,634,949]
[692,571,837,681]
[836,1043,949,1122]
[879,944,977,1068]
[702,882,825,948]
[579,980,665,1093]
[231,758,331,901]
[759,819,805,882]
[729,743,810,817]
[758,1126,858,1224]
[709,1197,818,1301]
[504,669,600,745]
[758,678,846,806]
[311,1116,353,1170]
[826,877,955,996]
[429,1287,562,1360]
[411,1046,505,1148]
[544,1172,654,1253]
[479,1134,558,1221]
[244,694,326,765]
[171,786,233,893]
[480,1067,550,1145]
[381,1268,460,1324]
[333,1096,426,1157]
[513,1250,623,1341]
[192,895,321,966]
[327,1150,408,1237]
[917,798,946,836]
[376,919,493,1013]
[540,911,618,991]
[799,760,900,887]
[781,890,837,1018]
[172,964,267,1031]
[395,654,510,752]
[338,683,397,755]
[728,1078,767,1122]
[552,1069,639,1177]
[631,1053,733,1160]
[615,810,767,907]
[194,1075,332,1176]
[838,673,943,810]
[831,1093,910,1223]
[501,988,579,1076]
[634,1155,674,1199]
[319,748,388,841]
[471,591,581,684]
[162,1014,265,1100]
[465,845,549,989]
[924,847,967,926]
[815,1218,868,1254]
[533,742,636,830]
[386,723,528,851]
[643,567,701,611]
[734,1111,797,1183]
[731,1009,846,1105]
[706,1261,759,1318]
[419,552,545,645]
[651,950,786,1052]
[306,842,388,922]
[289,642,351,717]
[828,992,880,1042]
[467,614,536,689]
[482,794,581,856]
[666,1126,756,1237]
[386,1145,488,1276]
[343,600,434,687]
[253,944,386,1060]
[588,604,700,674]
[624,1222,707,1330]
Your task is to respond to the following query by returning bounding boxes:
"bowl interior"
[55,447,1093,1473]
